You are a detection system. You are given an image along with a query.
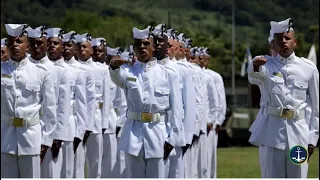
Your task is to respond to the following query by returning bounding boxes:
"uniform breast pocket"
[154,87,170,105]
[24,83,41,103]
[269,77,284,95]
[1,78,14,98]
[292,81,308,100]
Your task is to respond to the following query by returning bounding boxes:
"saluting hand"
[73,137,82,154]
[110,57,126,69]
[207,123,213,136]
[51,140,62,160]
[253,56,267,71]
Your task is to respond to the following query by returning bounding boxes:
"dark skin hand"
[82,130,91,146]
[73,137,82,154]
[40,145,49,164]
[215,124,221,134]
[207,123,213,136]
[182,144,191,156]
[191,134,199,146]
[308,144,315,162]
[51,140,62,159]
[116,126,121,137]
[163,142,174,160]
[102,128,106,134]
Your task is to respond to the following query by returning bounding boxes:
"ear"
[293,38,297,48]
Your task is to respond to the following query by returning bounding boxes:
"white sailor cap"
[133,26,154,40]
[107,46,120,56]
[120,51,130,61]
[270,18,294,36]
[91,37,107,47]
[152,23,167,37]
[166,29,176,39]
[62,31,77,43]
[190,47,200,56]
[184,38,192,48]
[5,24,29,37]
[46,28,64,39]
[1,38,7,48]
[26,25,47,38]
[203,47,210,56]
[177,33,186,43]
[74,33,92,43]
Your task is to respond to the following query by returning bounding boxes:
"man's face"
[1,46,9,62]
[92,45,106,63]
[155,35,168,59]
[7,35,29,61]
[199,55,206,67]
[167,39,176,59]
[133,38,155,62]
[179,43,185,59]
[29,37,47,60]
[184,48,191,60]
[76,42,93,61]
[190,55,200,64]
[47,37,62,60]
[63,41,76,60]
[273,31,296,58]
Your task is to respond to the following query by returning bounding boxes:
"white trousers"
[60,141,74,178]
[183,147,192,178]
[264,146,309,178]
[197,134,209,178]
[86,133,103,178]
[125,149,166,178]
[73,143,86,178]
[210,132,218,178]
[102,133,119,178]
[206,131,215,178]
[259,145,266,178]
[41,147,62,178]
[1,152,40,178]
[168,147,184,178]
[190,137,200,178]
[119,149,129,178]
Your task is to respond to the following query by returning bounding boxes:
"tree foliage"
[1,0,319,75]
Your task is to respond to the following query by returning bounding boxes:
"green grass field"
[217,147,319,178]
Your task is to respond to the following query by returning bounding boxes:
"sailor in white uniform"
[109,26,183,178]
[1,24,56,178]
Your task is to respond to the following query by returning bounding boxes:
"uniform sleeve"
[307,67,319,146]
[182,72,196,145]
[41,70,57,147]
[200,75,209,133]
[247,57,266,85]
[51,69,71,140]
[166,71,184,147]
[207,74,219,124]
[74,73,87,140]
[85,72,96,132]
[101,72,111,130]
[216,75,227,126]
[115,87,128,128]
[109,67,127,89]
[193,70,202,135]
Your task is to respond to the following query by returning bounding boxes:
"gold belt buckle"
[12,117,24,127]
[281,109,294,119]
[99,102,103,109]
[141,112,152,122]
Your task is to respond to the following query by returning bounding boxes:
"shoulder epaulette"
[301,57,317,67]
[36,64,48,71]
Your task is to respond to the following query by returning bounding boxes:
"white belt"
[265,106,305,120]
[1,114,40,127]
[127,110,166,123]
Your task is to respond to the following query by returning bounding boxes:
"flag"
[307,44,317,66]
[240,46,252,77]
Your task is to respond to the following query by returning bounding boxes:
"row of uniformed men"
[1,23,226,178]
[248,18,319,178]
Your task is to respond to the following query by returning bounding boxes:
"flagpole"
[231,0,236,108]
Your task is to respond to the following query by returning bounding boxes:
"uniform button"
[143,98,146,101]
[143,107,146,110]
[17,76,20,79]
[286,93,288,95]
[16,85,19,89]
[144,88,147,91]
